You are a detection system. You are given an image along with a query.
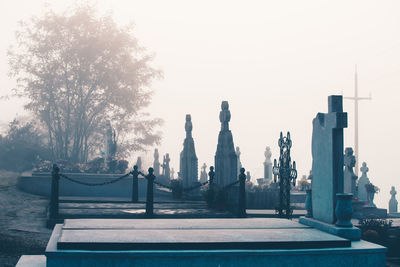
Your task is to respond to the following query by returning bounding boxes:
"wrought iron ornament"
[273,132,297,219]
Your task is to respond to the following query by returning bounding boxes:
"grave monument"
[135,157,142,171]
[236,146,242,175]
[344,147,357,196]
[357,162,370,202]
[264,146,272,180]
[162,153,171,180]
[179,114,198,188]
[104,120,117,170]
[199,163,208,183]
[215,101,237,187]
[389,186,398,214]
[153,148,160,177]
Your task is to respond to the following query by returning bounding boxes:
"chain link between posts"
[153,179,210,192]
[59,172,132,186]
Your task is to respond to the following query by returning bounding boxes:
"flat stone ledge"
[299,216,361,241]
[16,255,46,267]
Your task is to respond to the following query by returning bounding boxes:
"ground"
[0,171,399,266]
[0,171,51,266]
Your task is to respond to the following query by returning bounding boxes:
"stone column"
[153,149,160,177]
[215,101,238,187]
[179,115,198,188]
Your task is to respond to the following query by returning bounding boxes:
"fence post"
[131,165,139,203]
[238,168,247,218]
[50,164,60,220]
[145,167,155,217]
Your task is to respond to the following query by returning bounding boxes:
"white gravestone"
[357,162,370,202]
[389,186,398,214]
[311,95,347,224]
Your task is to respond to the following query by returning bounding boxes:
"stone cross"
[357,162,370,202]
[311,95,348,224]
[215,101,237,186]
[153,149,160,176]
[264,146,272,180]
[389,186,398,214]
[180,114,198,188]
[344,147,358,196]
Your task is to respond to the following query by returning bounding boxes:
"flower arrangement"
[365,183,380,194]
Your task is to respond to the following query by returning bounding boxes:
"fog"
[0,0,399,209]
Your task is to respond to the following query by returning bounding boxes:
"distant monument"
[153,149,160,177]
[104,120,117,169]
[179,114,198,188]
[170,168,175,179]
[136,157,142,171]
[344,147,358,196]
[264,146,272,180]
[357,162,370,202]
[311,95,347,224]
[162,153,171,180]
[246,171,251,182]
[199,163,208,183]
[236,147,242,176]
[215,101,237,187]
[389,186,398,214]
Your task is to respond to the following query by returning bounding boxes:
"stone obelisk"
[180,114,198,188]
[215,101,237,187]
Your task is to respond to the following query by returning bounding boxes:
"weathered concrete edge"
[15,255,46,267]
[299,216,362,241]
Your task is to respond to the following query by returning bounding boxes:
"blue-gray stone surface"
[311,95,347,224]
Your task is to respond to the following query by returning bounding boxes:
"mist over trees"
[8,4,163,164]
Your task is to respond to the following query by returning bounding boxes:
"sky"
[0,0,399,209]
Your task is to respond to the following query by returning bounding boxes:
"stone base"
[299,217,361,241]
[388,212,400,218]
[362,206,387,219]
[39,218,387,267]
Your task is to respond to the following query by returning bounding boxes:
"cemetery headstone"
[311,95,347,224]
[389,186,398,214]
[236,146,242,176]
[153,149,160,176]
[246,171,251,182]
[215,101,237,186]
[170,168,175,179]
[200,163,208,183]
[180,114,199,188]
[264,146,272,180]
[357,162,370,202]
[162,153,171,180]
[104,120,117,170]
[136,157,142,171]
[344,147,358,196]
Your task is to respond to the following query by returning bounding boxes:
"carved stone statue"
[344,147,358,196]
[199,163,208,183]
[389,186,398,214]
[236,146,242,176]
[264,146,272,180]
[104,120,117,170]
[180,114,198,188]
[215,101,237,187]
[136,157,142,171]
[153,148,160,176]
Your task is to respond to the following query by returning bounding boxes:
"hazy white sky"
[0,0,399,208]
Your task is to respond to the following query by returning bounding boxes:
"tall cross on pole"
[344,65,371,176]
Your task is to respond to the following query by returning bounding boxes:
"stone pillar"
[357,162,370,202]
[238,168,247,218]
[311,95,347,224]
[263,146,272,180]
[50,164,60,220]
[389,186,398,214]
[136,157,142,171]
[145,168,155,217]
[180,114,198,188]
[215,101,238,187]
[153,149,160,177]
[344,147,358,196]
[162,153,171,180]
